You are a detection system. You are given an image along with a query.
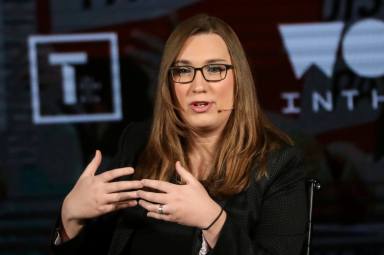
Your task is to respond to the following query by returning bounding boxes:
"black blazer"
[51,122,307,255]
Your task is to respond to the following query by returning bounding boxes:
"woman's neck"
[187,131,221,179]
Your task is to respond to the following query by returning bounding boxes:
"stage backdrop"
[0,0,383,254]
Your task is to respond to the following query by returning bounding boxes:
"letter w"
[279,22,344,79]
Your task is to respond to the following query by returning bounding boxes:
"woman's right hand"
[61,150,142,239]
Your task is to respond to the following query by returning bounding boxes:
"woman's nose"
[191,70,207,93]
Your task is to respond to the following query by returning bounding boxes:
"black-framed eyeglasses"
[169,64,233,84]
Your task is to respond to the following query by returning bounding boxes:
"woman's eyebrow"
[174,60,191,65]
[174,58,229,65]
[206,58,228,64]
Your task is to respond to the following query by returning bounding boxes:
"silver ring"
[158,204,164,214]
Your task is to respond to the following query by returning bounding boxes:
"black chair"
[304,179,321,255]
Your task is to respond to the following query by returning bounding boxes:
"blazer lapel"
[107,215,134,255]
[108,205,146,255]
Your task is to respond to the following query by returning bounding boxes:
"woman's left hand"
[137,161,222,229]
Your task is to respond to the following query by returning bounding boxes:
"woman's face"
[172,33,234,133]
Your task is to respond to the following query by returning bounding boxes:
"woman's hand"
[137,161,222,229]
[61,150,143,238]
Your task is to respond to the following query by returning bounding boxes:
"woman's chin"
[187,120,222,133]
[183,113,230,133]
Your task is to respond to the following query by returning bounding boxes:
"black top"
[117,202,195,254]
[51,121,308,255]
[126,216,195,254]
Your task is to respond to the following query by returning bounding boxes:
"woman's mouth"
[189,101,213,113]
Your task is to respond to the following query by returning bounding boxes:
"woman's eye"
[207,65,224,73]
[176,67,192,75]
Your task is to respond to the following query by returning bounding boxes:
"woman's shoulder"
[267,144,304,172]
[117,120,152,149]
[119,120,152,141]
[255,144,306,191]
[108,120,152,169]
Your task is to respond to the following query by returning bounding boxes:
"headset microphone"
[210,101,234,113]
[217,108,234,113]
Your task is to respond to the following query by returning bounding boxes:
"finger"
[99,167,134,182]
[138,200,174,216]
[138,199,162,213]
[137,190,167,204]
[105,180,143,193]
[97,204,115,214]
[141,179,174,192]
[147,211,172,222]
[82,150,102,177]
[175,161,195,184]
[100,200,137,214]
[106,191,139,203]
[115,200,138,208]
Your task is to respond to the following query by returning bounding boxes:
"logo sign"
[279,22,344,79]
[278,19,384,115]
[28,33,121,124]
[279,19,384,79]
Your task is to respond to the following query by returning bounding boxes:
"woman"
[52,14,307,255]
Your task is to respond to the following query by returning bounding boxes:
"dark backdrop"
[0,0,383,254]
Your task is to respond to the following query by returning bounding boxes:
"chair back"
[304,179,321,255]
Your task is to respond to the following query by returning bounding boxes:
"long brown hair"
[135,14,292,197]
